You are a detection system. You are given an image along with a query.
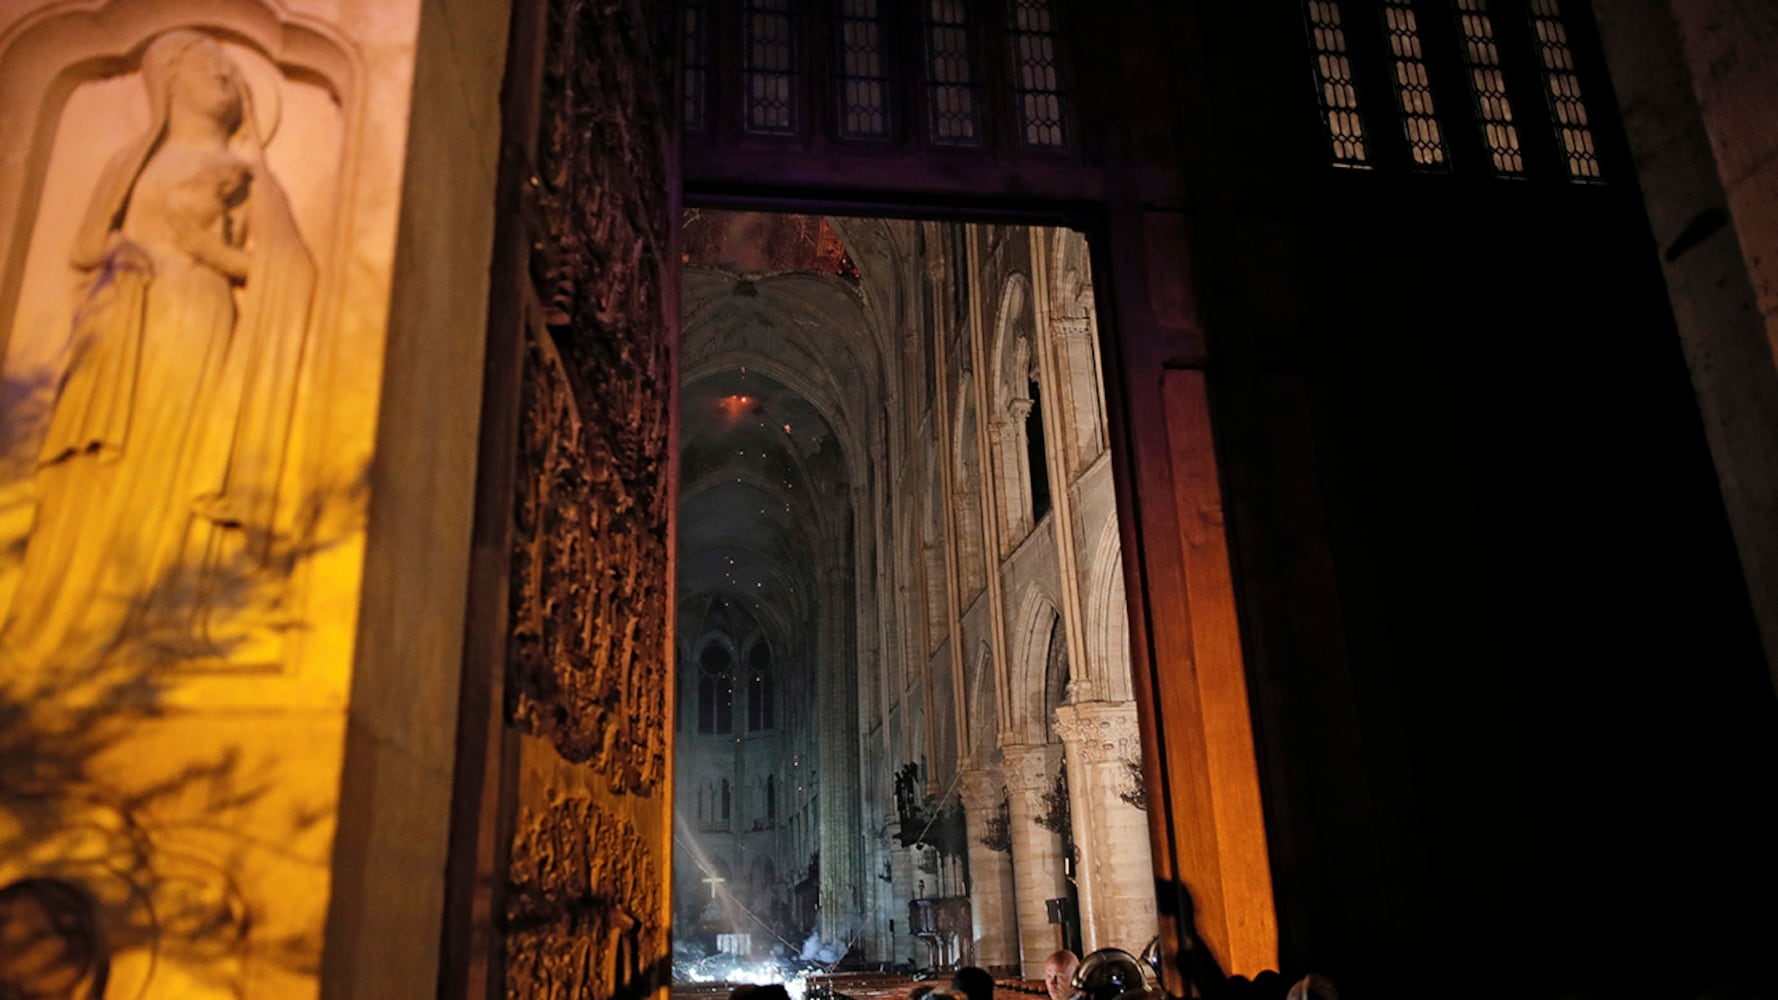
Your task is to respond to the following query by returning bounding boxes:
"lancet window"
[747,641,776,731]
[1304,0,1370,167]
[699,643,735,734]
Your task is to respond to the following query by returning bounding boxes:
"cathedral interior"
[671,211,1153,978]
[1,2,1777,999]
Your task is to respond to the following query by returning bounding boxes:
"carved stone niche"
[0,5,359,679]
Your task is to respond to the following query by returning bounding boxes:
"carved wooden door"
[443,0,679,997]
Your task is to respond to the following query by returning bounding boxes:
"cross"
[701,874,727,900]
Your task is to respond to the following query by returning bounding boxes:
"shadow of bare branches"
[0,370,369,994]
[0,650,278,994]
[0,366,368,672]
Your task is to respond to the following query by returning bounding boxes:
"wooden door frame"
[435,0,544,994]
[439,1,1274,992]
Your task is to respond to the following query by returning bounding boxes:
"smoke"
[799,932,848,965]
[674,953,811,1000]
[718,212,776,273]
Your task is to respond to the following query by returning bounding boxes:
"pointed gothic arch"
[967,641,1001,761]
[988,272,1047,547]
[952,372,989,602]
[1084,515,1133,704]
[1009,585,1065,746]
[697,636,737,735]
[1043,227,1107,476]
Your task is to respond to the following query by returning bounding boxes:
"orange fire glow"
[717,394,758,425]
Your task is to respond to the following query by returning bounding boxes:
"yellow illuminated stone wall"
[0,2,445,995]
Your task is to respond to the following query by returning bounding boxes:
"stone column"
[818,565,865,949]
[887,823,919,965]
[1001,742,1067,977]
[1052,701,1157,953]
[861,832,889,962]
[960,768,1021,973]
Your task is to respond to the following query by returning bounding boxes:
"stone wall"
[0,0,465,989]
[1593,0,1778,698]
[838,223,1156,971]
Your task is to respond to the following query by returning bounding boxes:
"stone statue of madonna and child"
[1,29,316,668]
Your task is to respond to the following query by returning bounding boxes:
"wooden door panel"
[446,0,679,996]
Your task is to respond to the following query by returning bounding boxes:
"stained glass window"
[1527,0,1601,180]
[1381,0,1448,168]
[1454,0,1524,175]
[684,0,709,132]
[1008,0,1067,148]
[837,0,894,138]
[744,0,800,135]
[1305,0,1370,167]
[925,0,983,145]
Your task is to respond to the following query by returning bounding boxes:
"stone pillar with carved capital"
[1052,701,1157,952]
[959,767,1020,972]
[1001,742,1068,977]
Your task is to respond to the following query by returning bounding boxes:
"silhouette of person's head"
[1250,970,1287,999]
[952,965,995,1000]
[1285,973,1338,1000]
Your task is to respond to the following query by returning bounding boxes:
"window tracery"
[1007,0,1067,149]
[1380,0,1449,169]
[744,0,801,134]
[1526,0,1600,181]
[1304,0,1371,167]
[924,0,983,145]
[1453,0,1524,175]
[836,0,892,138]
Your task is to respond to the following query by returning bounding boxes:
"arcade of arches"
[672,213,1153,974]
